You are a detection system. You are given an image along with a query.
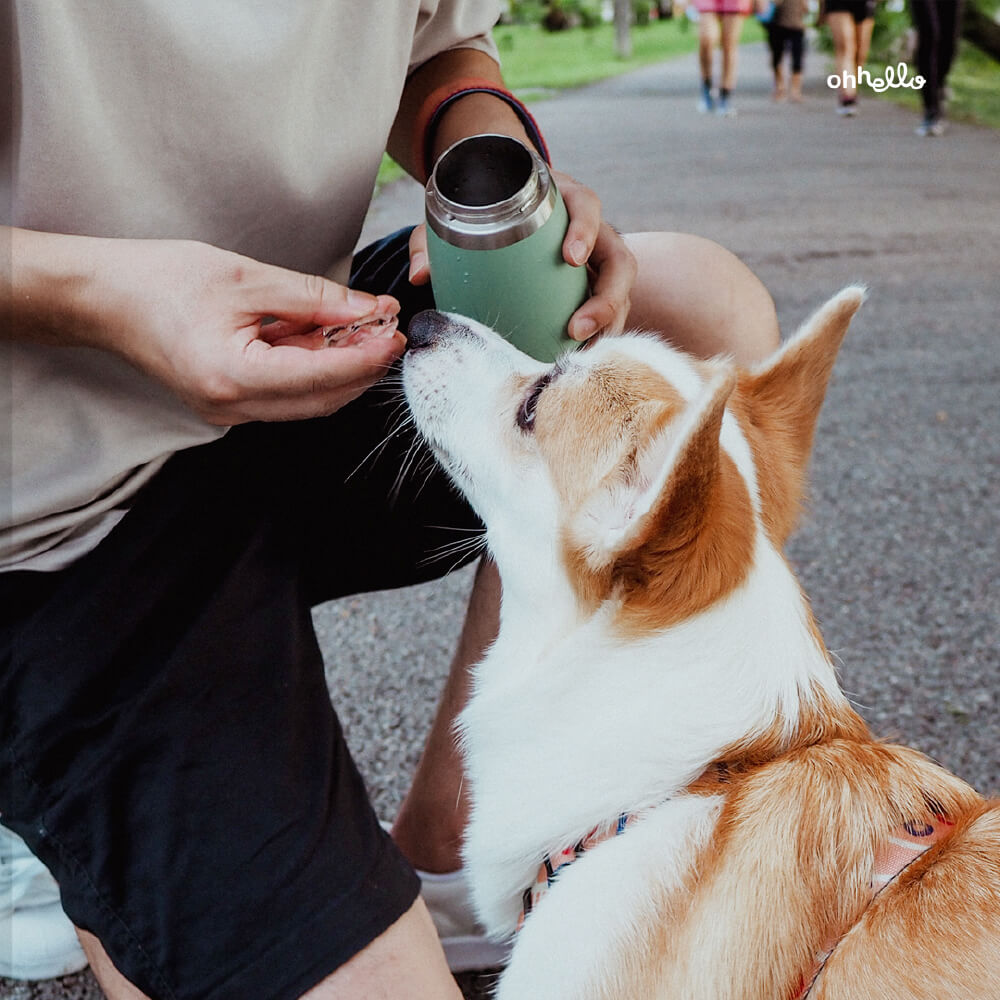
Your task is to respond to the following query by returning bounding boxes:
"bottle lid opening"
[433,134,535,208]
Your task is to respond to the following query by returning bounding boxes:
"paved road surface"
[5,37,997,1000]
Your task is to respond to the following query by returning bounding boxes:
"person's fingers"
[236,256,398,328]
[257,318,323,346]
[568,223,637,341]
[241,330,405,398]
[553,169,602,268]
[195,329,406,425]
[408,224,431,285]
[259,305,402,351]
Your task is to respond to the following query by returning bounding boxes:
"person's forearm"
[2,226,121,349]
[3,225,405,424]
[387,47,533,181]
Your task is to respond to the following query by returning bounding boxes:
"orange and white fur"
[402,290,1000,1000]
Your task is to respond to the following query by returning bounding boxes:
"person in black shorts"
[821,0,877,114]
[766,0,808,102]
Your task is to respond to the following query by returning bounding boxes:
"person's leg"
[768,25,787,99]
[936,0,963,113]
[623,232,781,363]
[827,11,857,104]
[914,0,963,135]
[392,557,500,874]
[855,13,874,68]
[719,14,745,94]
[789,28,805,101]
[911,0,940,120]
[698,11,721,109]
[77,900,462,1000]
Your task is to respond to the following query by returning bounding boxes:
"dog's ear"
[571,364,737,569]
[735,285,865,545]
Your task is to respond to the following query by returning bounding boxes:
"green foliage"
[578,1,605,28]
[541,0,604,30]
[507,0,548,24]
[869,2,915,62]
[948,41,1000,125]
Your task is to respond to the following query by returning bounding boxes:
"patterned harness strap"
[518,812,635,930]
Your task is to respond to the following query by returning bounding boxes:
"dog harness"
[794,813,954,998]
[517,788,953,997]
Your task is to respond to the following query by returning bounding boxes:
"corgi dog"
[402,290,1000,1000]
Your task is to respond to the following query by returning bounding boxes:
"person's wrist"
[429,92,532,163]
[9,228,127,353]
[413,81,550,182]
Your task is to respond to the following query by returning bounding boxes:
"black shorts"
[767,24,805,73]
[0,229,481,999]
[824,0,875,22]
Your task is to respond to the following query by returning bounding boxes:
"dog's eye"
[517,374,552,432]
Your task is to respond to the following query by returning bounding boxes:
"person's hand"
[552,168,638,340]
[407,170,637,343]
[78,238,405,424]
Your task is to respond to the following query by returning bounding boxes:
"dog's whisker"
[408,451,446,504]
[417,529,488,570]
[389,435,434,504]
[346,410,418,483]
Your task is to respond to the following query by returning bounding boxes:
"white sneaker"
[915,116,945,137]
[715,96,738,118]
[0,825,89,980]
[417,867,511,973]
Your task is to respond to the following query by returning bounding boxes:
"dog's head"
[403,289,864,630]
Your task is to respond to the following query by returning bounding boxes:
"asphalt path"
[7,38,997,1000]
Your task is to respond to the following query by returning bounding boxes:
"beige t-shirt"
[2,0,500,570]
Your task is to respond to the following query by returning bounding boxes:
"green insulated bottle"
[425,134,589,362]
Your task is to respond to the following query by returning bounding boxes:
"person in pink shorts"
[693,0,754,115]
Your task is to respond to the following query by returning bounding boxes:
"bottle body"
[425,134,588,362]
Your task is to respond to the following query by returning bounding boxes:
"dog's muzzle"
[407,309,455,351]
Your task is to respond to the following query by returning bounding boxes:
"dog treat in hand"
[321,311,399,348]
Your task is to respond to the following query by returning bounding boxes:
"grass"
[495,17,701,92]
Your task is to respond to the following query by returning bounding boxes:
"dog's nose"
[407,309,453,351]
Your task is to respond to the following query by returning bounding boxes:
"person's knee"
[302,900,461,1000]
[623,232,780,366]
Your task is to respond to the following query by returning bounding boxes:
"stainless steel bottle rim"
[425,134,558,251]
